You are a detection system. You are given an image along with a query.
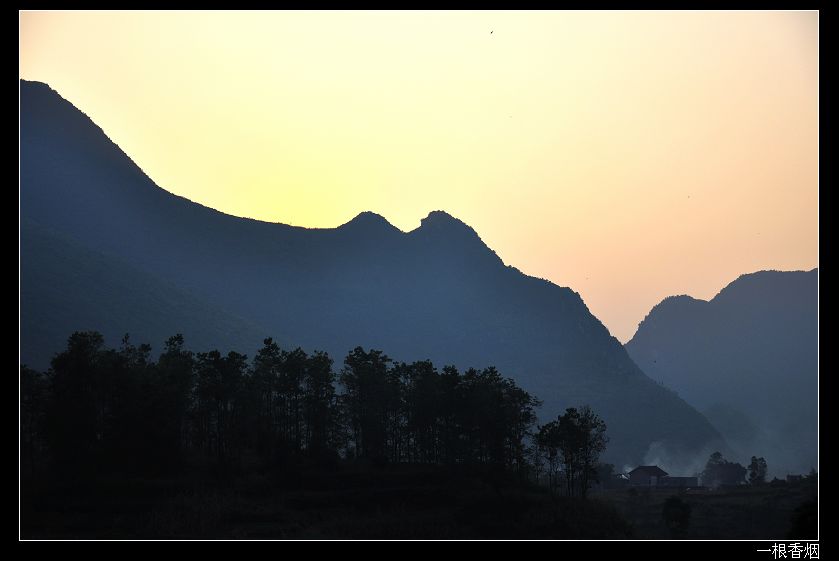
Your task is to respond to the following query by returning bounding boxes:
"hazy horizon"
[19,10,818,341]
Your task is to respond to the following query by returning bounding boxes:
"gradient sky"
[19,10,818,342]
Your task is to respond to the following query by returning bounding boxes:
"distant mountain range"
[626,269,818,475]
[20,79,723,466]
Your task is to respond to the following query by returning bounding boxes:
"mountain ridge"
[626,268,818,474]
[20,78,724,466]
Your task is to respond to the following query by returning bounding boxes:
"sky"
[19,10,818,342]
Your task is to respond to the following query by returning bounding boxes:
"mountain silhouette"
[626,269,818,474]
[19,79,723,465]
[21,218,268,363]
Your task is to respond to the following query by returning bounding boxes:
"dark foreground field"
[21,461,816,540]
[598,480,817,540]
[22,462,632,539]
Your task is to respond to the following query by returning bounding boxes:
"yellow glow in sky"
[19,10,818,341]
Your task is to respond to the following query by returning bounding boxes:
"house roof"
[629,465,669,477]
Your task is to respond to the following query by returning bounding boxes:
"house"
[786,474,803,483]
[628,465,668,486]
[659,476,699,488]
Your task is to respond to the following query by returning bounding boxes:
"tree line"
[21,331,610,497]
[533,406,608,498]
[17,333,523,476]
[700,451,769,487]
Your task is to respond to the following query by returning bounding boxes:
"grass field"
[22,464,633,539]
[21,464,817,539]
[597,481,817,540]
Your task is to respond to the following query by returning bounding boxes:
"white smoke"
[641,440,718,478]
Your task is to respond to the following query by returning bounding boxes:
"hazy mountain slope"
[20,79,723,465]
[21,218,269,370]
[626,269,818,474]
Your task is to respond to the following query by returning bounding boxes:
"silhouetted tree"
[748,456,768,485]
[303,350,338,458]
[501,378,540,474]
[527,440,545,485]
[437,365,462,465]
[194,349,248,465]
[536,420,561,493]
[537,406,607,497]
[21,365,47,477]
[279,347,307,453]
[576,406,608,498]
[557,407,607,497]
[402,360,441,463]
[155,334,195,463]
[557,409,583,497]
[44,331,107,479]
[25,331,551,487]
[340,347,394,462]
[251,337,283,459]
[107,334,163,473]
[460,367,530,467]
[705,451,724,469]
[701,451,746,487]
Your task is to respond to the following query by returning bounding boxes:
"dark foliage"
[22,330,628,538]
[22,331,544,480]
[701,451,746,488]
[748,456,768,485]
[536,406,608,497]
